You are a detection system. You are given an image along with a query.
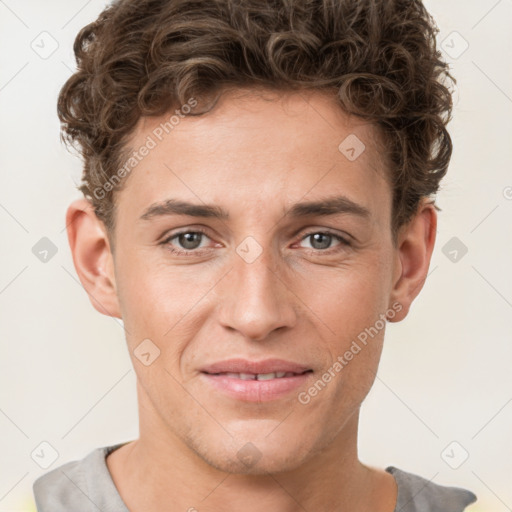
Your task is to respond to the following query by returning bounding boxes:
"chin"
[201,446,308,476]
[187,426,315,476]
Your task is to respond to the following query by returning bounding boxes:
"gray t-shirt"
[33,443,477,511]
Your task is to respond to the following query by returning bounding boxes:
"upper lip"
[201,358,312,375]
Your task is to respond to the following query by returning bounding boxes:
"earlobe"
[387,200,437,323]
[65,198,122,319]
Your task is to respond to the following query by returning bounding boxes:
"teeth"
[256,372,276,381]
[225,372,245,379]
[219,372,296,380]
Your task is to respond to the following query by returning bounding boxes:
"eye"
[159,228,351,257]
[298,231,351,252]
[161,229,212,255]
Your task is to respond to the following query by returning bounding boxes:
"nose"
[217,247,298,341]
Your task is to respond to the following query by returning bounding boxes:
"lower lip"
[200,372,312,402]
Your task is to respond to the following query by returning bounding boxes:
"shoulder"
[386,466,477,512]
[32,443,129,512]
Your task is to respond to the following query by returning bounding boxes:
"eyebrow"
[139,196,371,222]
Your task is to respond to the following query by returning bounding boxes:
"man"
[33,0,478,510]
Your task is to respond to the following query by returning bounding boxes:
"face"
[104,88,402,474]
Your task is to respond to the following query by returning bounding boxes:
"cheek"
[294,255,391,399]
[297,256,392,338]
[117,252,183,327]
[115,253,217,363]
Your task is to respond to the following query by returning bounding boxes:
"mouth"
[200,357,312,375]
[199,359,314,402]
[202,370,312,380]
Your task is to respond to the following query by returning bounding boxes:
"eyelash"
[160,228,352,257]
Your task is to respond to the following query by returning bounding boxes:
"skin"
[66,87,436,512]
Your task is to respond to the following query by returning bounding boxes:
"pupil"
[311,233,331,250]
[179,232,201,249]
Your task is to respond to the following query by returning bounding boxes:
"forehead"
[118,88,391,224]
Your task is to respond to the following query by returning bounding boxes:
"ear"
[65,198,122,319]
[387,199,437,322]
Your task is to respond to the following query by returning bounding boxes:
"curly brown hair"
[58,0,455,247]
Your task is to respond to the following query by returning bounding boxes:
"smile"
[206,371,306,380]
[200,370,313,402]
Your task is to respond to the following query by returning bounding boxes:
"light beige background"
[0,1,511,510]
